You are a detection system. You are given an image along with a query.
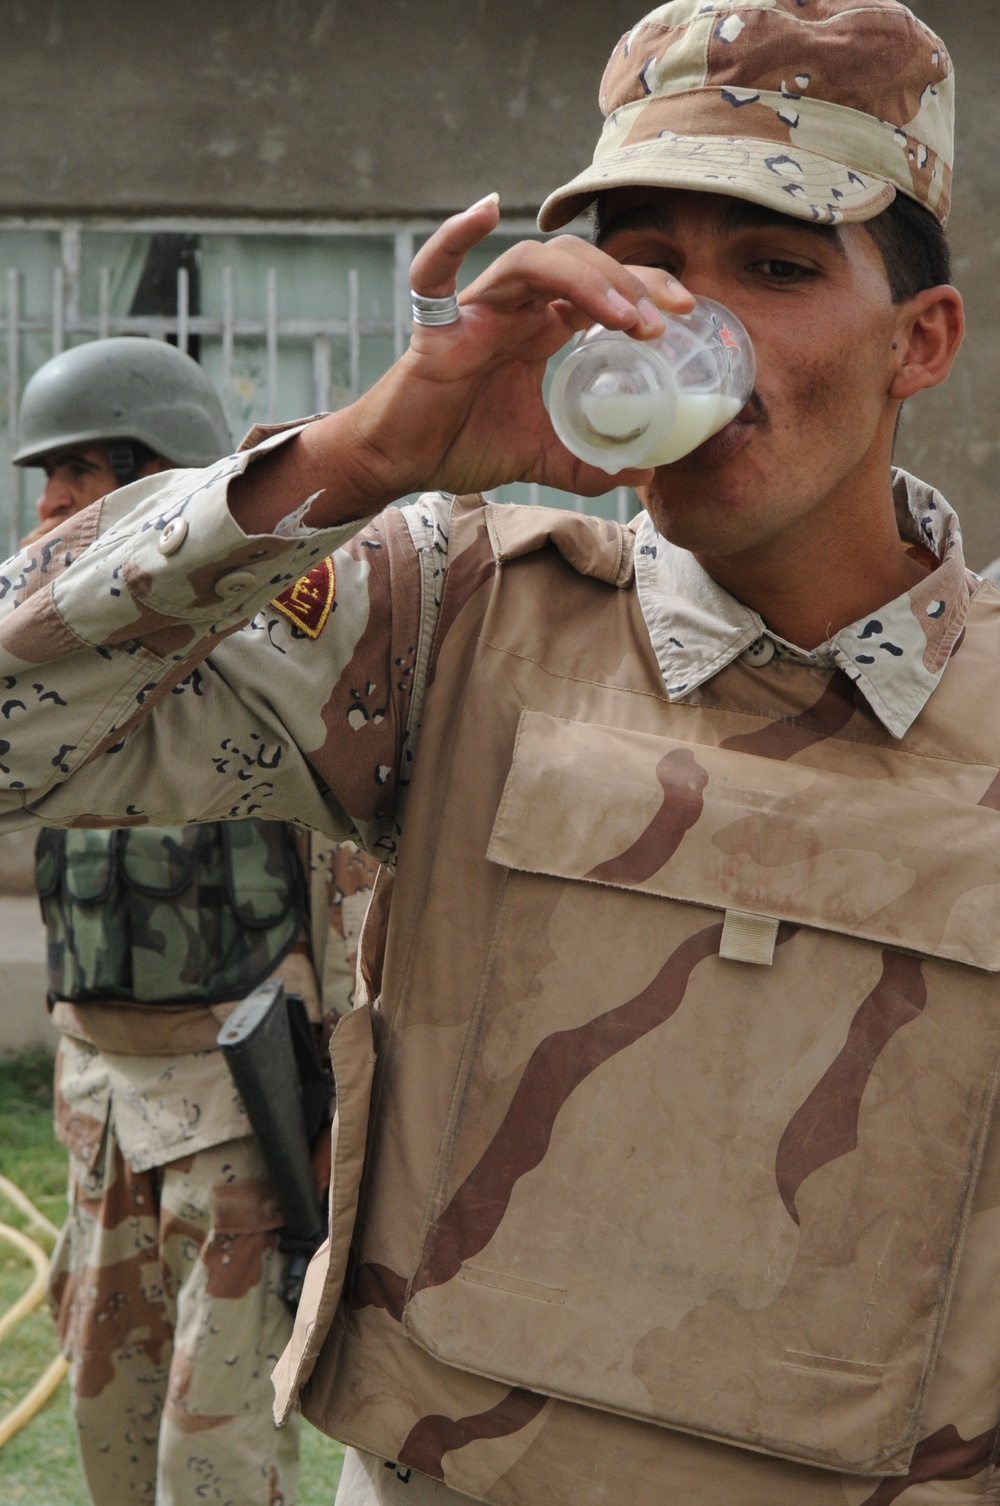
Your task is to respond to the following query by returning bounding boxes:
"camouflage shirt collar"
[633,468,969,740]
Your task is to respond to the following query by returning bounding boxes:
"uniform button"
[214,569,258,599]
[740,635,776,666]
[158,517,189,555]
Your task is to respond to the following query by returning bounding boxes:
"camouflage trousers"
[49,1127,300,1506]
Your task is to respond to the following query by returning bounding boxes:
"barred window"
[0,220,639,552]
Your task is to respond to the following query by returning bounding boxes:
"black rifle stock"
[217,977,329,1311]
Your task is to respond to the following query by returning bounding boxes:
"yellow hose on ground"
[0,1354,69,1449]
[0,1220,48,1341]
[0,1179,69,1448]
[0,1173,61,1240]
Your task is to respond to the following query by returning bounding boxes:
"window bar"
[348,266,360,401]
[221,265,234,428]
[616,487,631,524]
[313,333,331,414]
[60,226,81,329]
[177,266,189,354]
[393,230,414,360]
[98,267,111,340]
[266,267,278,422]
[6,268,20,556]
[52,267,64,357]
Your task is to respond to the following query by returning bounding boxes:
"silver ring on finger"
[410,289,461,327]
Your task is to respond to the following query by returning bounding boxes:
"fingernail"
[468,192,500,212]
[638,297,665,330]
[606,289,636,319]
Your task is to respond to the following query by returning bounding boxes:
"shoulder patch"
[270,556,336,639]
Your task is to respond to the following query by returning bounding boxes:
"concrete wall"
[0,827,51,1052]
[0,0,638,218]
[0,893,55,1055]
[892,1,1000,569]
[0,832,51,1053]
[0,0,996,560]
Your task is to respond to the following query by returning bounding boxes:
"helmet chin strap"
[108,440,137,486]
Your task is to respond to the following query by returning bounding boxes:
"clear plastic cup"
[547,296,755,473]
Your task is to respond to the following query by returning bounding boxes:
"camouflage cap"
[538,0,953,232]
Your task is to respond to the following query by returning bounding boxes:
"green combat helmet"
[13,335,231,469]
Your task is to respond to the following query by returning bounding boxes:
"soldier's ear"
[888,284,964,400]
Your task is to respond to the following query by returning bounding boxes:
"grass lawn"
[0,1049,344,1505]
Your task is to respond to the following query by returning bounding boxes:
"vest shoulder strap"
[458,496,635,589]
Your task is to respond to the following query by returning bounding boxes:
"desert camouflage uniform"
[0,428,998,1504]
[43,816,323,1506]
[50,1113,298,1506]
[45,824,376,1506]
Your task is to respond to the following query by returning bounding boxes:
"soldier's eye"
[755,258,811,281]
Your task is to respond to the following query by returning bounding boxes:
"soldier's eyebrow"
[44,450,101,475]
[716,199,847,256]
[595,202,674,244]
[596,197,847,257]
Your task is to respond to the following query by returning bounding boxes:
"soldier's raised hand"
[230,196,695,535]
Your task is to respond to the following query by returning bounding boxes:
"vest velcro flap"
[486,710,1000,971]
[61,827,118,904]
[400,710,1000,1476]
[120,825,195,898]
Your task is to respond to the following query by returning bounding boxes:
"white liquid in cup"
[548,298,755,474]
[578,389,663,441]
[578,390,743,465]
[645,392,743,464]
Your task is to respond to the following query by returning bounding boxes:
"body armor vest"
[36,818,305,1005]
[273,498,1000,1505]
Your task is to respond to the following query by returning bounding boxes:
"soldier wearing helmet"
[15,337,379,1506]
[16,336,230,544]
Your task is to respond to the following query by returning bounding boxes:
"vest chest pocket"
[402,711,1000,1478]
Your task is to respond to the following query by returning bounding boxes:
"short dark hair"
[863,192,951,303]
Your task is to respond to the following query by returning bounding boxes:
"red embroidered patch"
[270,557,335,639]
